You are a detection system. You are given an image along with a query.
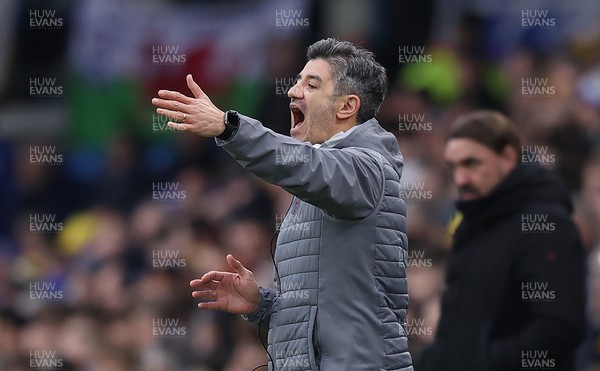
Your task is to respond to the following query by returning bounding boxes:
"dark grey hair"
[306,38,387,123]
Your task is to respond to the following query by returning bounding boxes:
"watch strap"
[217,110,239,140]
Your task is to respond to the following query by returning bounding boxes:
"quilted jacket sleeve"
[242,286,278,325]
[216,115,383,220]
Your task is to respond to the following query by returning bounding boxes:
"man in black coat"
[420,111,585,371]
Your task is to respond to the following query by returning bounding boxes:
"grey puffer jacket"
[217,115,413,371]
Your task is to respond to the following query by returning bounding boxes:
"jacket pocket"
[307,306,320,370]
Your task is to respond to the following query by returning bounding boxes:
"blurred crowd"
[1,0,600,370]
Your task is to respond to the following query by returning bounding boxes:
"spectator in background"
[577,154,600,369]
[420,111,585,371]
[153,38,413,370]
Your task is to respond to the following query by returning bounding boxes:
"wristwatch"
[217,110,240,140]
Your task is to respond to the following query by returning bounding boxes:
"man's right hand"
[190,254,261,315]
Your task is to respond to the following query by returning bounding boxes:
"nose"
[287,82,302,99]
[453,168,471,188]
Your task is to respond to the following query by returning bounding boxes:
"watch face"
[226,110,239,127]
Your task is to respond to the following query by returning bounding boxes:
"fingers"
[197,270,227,283]
[157,89,195,104]
[186,74,206,99]
[226,254,252,278]
[152,97,192,113]
[190,279,218,290]
[167,122,193,132]
[192,289,217,300]
[195,290,224,311]
[190,277,220,306]
[197,301,224,311]
[155,107,184,121]
[155,107,188,122]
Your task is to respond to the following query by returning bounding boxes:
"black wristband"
[217,110,240,140]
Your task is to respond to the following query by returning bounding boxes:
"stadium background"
[1,0,600,370]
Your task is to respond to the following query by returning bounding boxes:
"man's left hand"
[151,74,225,137]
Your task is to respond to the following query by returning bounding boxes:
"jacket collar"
[312,124,361,149]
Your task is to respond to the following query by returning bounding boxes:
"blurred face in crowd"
[582,161,600,217]
[444,138,518,201]
[288,58,351,144]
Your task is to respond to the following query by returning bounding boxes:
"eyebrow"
[446,156,481,168]
[458,157,480,166]
[296,73,322,83]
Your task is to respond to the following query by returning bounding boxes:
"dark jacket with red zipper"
[420,164,585,371]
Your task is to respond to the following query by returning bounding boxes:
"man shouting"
[152,38,413,371]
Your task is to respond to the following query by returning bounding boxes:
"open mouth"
[290,104,305,130]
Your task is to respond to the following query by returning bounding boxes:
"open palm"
[190,254,260,315]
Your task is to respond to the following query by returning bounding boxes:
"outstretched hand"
[151,74,225,137]
[190,254,261,315]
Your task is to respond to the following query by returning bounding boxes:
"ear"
[336,95,360,121]
[500,145,519,173]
